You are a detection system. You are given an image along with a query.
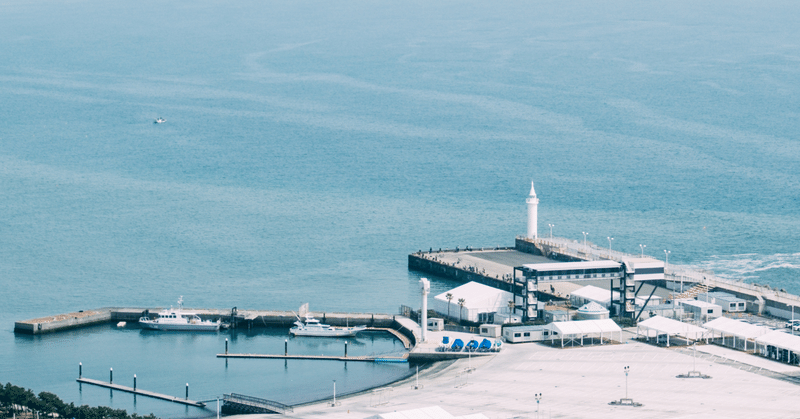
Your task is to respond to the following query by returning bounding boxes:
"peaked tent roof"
[637,315,707,339]
[577,301,609,314]
[367,405,489,419]
[433,281,512,309]
[703,317,771,339]
[571,285,616,303]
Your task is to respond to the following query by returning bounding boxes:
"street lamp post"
[582,231,588,247]
[624,366,630,400]
[607,237,613,251]
[535,393,542,418]
[639,244,646,257]
[548,224,554,239]
[664,249,670,270]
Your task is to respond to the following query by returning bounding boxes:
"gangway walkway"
[223,393,292,414]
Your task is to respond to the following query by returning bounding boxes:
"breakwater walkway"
[217,353,409,363]
[14,308,413,341]
[76,378,206,407]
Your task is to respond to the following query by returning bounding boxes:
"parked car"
[785,320,800,329]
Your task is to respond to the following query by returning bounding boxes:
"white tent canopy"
[546,319,622,347]
[703,317,770,351]
[432,281,513,322]
[571,285,614,307]
[755,331,800,354]
[637,315,706,346]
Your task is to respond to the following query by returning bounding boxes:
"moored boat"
[289,314,366,337]
[139,296,220,331]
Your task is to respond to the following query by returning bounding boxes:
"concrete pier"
[409,236,800,322]
[76,378,206,407]
[14,309,417,351]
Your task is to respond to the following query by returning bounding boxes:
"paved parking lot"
[255,338,800,419]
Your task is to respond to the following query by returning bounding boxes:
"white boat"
[116,321,126,328]
[139,296,220,331]
[289,315,366,337]
[154,117,166,124]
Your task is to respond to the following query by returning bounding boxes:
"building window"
[524,332,530,337]
[514,333,521,337]
[707,309,714,314]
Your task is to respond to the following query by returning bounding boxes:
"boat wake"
[693,253,800,282]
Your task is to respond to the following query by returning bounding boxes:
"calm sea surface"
[1,0,798,417]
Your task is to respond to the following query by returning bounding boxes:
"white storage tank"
[576,302,609,320]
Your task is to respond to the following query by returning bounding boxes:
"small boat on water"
[139,296,220,331]
[289,315,367,337]
[154,117,166,124]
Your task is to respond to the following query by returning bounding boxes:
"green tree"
[445,293,453,320]
[458,298,466,322]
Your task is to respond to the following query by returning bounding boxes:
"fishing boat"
[289,314,366,337]
[139,296,220,331]
[154,117,166,124]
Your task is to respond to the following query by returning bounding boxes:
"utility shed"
[755,331,800,365]
[543,306,570,323]
[680,300,722,321]
[639,303,684,320]
[432,282,513,323]
[503,325,549,343]
[703,317,770,351]
[545,319,621,347]
[637,316,706,347]
[706,292,747,313]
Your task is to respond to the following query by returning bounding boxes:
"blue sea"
[1,0,798,417]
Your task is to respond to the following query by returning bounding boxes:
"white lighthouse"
[526,181,539,239]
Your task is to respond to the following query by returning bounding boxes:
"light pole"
[582,231,588,247]
[639,244,646,257]
[548,224,554,239]
[663,249,670,268]
[535,393,542,418]
[624,366,630,400]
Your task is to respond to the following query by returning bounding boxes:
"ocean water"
[1,0,799,416]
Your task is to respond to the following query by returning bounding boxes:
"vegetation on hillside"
[0,383,157,419]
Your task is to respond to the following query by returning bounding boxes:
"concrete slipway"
[233,331,800,419]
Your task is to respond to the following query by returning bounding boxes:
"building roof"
[637,315,706,339]
[571,285,615,304]
[621,258,664,269]
[433,281,513,310]
[548,319,621,336]
[755,331,800,353]
[703,317,771,339]
[519,260,621,272]
[680,300,720,309]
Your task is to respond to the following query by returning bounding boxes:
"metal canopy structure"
[755,331,800,364]
[513,260,624,321]
[636,316,706,347]
[546,319,622,348]
[703,317,770,351]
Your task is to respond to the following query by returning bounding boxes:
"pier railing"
[224,393,292,414]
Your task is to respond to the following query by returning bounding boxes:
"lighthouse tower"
[526,181,539,239]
